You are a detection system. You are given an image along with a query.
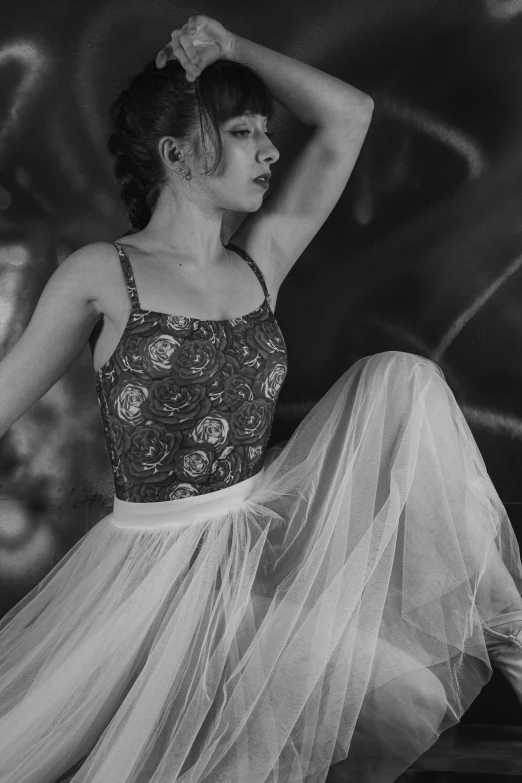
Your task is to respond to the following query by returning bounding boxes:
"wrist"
[223,31,240,60]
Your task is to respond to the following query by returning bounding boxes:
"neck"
[142,183,231,270]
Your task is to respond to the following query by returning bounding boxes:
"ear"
[158,137,184,166]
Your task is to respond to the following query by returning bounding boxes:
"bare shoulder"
[58,241,120,314]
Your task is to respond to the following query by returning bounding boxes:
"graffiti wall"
[1,1,522,721]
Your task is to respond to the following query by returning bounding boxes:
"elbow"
[340,90,374,125]
[358,95,374,132]
[357,92,374,120]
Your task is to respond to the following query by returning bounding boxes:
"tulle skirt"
[1,351,522,783]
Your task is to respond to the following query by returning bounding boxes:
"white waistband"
[111,471,263,531]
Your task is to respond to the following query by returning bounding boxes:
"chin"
[224,188,265,212]
[227,199,263,213]
[251,191,267,207]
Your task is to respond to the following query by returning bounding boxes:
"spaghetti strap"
[226,242,272,308]
[112,242,141,311]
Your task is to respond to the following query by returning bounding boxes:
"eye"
[231,129,276,139]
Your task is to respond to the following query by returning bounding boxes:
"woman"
[1,13,522,783]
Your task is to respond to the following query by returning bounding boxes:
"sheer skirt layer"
[1,351,521,783]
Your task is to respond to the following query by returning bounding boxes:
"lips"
[253,172,271,183]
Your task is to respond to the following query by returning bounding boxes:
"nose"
[258,136,280,165]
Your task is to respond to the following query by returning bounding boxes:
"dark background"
[1,0,522,725]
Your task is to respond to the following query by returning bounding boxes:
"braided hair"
[107,57,275,233]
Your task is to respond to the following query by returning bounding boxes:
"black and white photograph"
[1,2,522,781]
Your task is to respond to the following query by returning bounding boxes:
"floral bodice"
[94,242,288,503]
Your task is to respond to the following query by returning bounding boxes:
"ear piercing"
[169,148,192,180]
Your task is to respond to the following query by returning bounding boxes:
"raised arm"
[0,245,103,440]
[225,30,373,291]
[165,15,374,295]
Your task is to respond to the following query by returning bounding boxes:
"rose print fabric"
[95,242,288,502]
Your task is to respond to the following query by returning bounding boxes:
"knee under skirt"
[1,351,521,783]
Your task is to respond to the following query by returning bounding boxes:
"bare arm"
[225,31,373,289]
[227,32,372,127]
[0,245,103,440]
[162,17,373,287]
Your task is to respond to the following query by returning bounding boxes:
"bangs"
[196,60,275,124]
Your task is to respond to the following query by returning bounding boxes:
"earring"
[169,148,192,181]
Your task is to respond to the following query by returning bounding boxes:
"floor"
[54,722,522,782]
[326,723,522,782]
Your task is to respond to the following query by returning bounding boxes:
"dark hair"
[107,58,275,233]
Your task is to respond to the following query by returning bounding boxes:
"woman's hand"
[155,15,236,81]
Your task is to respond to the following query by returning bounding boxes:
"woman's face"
[201,111,280,212]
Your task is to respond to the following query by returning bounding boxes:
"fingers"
[181,25,199,63]
[155,43,173,69]
[159,27,199,80]
[179,24,201,79]
[155,17,204,79]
